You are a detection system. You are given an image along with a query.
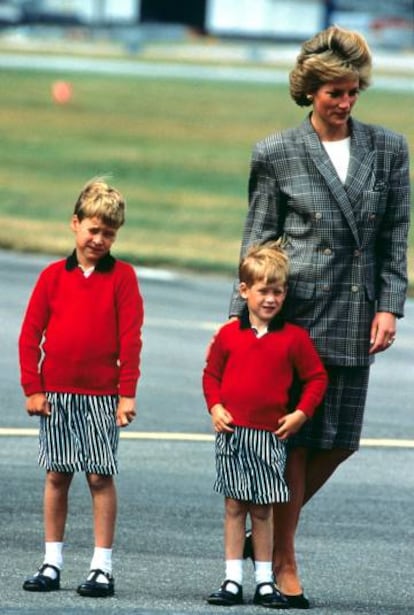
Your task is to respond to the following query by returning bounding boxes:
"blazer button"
[315,212,322,220]
[354,249,361,257]
[351,285,359,292]
[323,248,332,256]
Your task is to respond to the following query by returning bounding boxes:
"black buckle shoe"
[207,579,243,606]
[77,569,114,597]
[23,564,60,592]
[253,583,289,609]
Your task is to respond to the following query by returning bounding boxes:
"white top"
[322,137,351,184]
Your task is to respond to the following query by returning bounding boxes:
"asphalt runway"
[1,250,413,614]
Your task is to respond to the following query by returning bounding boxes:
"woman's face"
[310,78,360,137]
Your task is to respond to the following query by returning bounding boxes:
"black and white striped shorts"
[214,426,289,504]
[289,366,370,451]
[39,393,119,475]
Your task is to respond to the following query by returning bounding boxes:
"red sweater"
[19,253,143,397]
[203,317,327,432]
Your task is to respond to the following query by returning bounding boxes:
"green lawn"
[0,69,413,288]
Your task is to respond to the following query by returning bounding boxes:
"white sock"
[225,559,243,590]
[89,547,113,579]
[42,542,64,579]
[255,561,273,592]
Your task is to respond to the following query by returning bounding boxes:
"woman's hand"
[369,312,397,354]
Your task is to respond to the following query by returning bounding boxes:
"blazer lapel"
[345,119,375,205]
[301,118,361,245]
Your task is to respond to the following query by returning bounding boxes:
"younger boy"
[19,178,144,597]
[202,242,327,608]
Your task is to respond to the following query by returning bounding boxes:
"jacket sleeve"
[375,133,411,317]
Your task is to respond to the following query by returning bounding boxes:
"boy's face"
[239,279,287,329]
[70,215,118,268]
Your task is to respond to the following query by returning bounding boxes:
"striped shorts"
[289,366,370,451]
[214,426,289,504]
[39,393,119,475]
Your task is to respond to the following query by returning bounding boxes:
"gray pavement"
[1,250,413,614]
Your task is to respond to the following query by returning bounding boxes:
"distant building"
[3,0,413,48]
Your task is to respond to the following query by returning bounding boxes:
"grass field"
[0,65,413,289]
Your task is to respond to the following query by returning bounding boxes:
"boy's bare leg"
[250,503,273,562]
[224,498,248,560]
[44,471,73,542]
[86,474,117,548]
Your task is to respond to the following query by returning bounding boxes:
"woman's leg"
[44,471,73,542]
[86,473,117,548]
[273,446,354,595]
[272,447,307,595]
[303,448,354,504]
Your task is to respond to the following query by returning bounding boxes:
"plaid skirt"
[39,393,119,475]
[289,366,370,451]
[214,426,289,504]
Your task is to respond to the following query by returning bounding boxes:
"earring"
[306,94,313,101]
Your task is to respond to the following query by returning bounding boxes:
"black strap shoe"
[207,579,243,606]
[253,582,289,609]
[77,569,115,597]
[23,564,60,592]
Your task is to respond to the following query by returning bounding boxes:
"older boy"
[19,178,143,597]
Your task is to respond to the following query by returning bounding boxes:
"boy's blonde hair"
[239,241,289,287]
[73,177,126,229]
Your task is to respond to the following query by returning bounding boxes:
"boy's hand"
[210,404,235,433]
[26,393,51,417]
[116,396,136,428]
[275,409,307,440]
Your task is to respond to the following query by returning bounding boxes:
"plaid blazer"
[230,116,411,366]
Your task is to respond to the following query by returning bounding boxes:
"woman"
[229,25,410,608]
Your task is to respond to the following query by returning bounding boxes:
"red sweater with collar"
[203,319,327,432]
[19,256,143,397]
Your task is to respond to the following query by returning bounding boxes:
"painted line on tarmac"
[1,428,414,448]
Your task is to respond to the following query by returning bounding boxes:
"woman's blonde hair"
[239,241,289,287]
[73,177,126,228]
[289,25,372,107]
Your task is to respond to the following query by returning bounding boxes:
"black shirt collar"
[65,250,116,272]
[240,303,285,332]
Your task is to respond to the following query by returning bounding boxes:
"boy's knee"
[225,498,248,520]
[46,470,73,489]
[250,504,272,524]
[87,473,113,492]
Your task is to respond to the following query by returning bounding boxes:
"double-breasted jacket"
[230,116,411,366]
